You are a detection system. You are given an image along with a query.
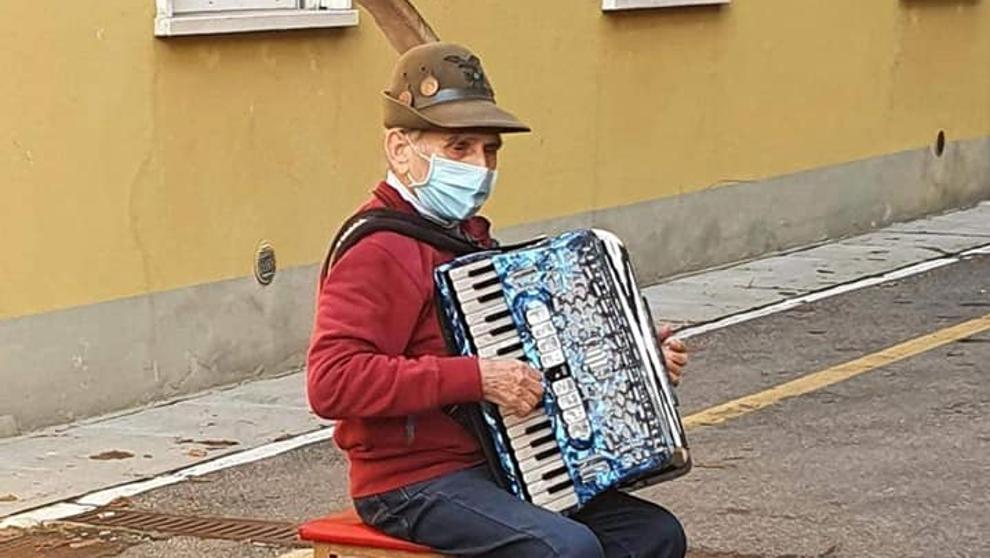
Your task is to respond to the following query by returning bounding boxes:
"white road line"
[4,240,988,530]
[677,242,990,339]
[964,244,990,256]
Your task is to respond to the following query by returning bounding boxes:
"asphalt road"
[70,253,990,557]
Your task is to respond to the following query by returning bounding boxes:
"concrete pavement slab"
[190,374,308,408]
[82,400,318,444]
[886,201,990,237]
[1,432,199,515]
[838,230,987,255]
[647,202,990,325]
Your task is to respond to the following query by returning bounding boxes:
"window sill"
[603,0,729,11]
[155,8,359,37]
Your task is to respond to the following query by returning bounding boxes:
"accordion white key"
[435,229,691,515]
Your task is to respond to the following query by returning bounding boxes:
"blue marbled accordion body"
[435,229,690,515]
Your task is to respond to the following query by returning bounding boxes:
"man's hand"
[658,324,689,386]
[479,358,544,417]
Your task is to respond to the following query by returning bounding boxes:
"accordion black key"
[435,229,690,514]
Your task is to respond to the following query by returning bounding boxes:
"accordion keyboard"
[436,230,689,514]
[447,259,580,512]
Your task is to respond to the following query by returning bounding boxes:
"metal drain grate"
[66,508,303,548]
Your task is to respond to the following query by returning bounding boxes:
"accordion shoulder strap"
[318,208,517,490]
[319,208,485,285]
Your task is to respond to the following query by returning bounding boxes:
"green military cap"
[383,42,530,133]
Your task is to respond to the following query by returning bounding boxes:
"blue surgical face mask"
[406,143,497,224]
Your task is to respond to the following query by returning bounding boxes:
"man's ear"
[384,128,412,178]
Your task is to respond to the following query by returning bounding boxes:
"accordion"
[435,229,690,515]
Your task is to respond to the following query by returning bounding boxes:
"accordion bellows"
[435,229,690,515]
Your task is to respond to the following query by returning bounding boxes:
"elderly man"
[307,42,689,558]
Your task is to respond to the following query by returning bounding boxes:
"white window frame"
[155,0,358,37]
[603,0,730,11]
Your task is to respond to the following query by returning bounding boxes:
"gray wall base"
[499,137,990,284]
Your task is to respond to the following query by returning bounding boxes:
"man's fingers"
[526,385,544,405]
[658,323,673,342]
[530,371,545,385]
[508,394,537,417]
[519,366,544,396]
[666,350,688,366]
[525,370,544,386]
[523,392,541,411]
[508,405,529,418]
[663,337,686,352]
[504,395,533,417]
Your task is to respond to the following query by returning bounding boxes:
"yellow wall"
[2,0,988,320]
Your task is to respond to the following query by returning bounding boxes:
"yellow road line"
[682,313,990,429]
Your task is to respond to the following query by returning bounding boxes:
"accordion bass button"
[525,303,551,325]
[541,349,566,369]
[530,321,556,339]
[562,407,586,425]
[551,378,577,396]
[567,420,592,441]
[557,391,582,410]
[536,335,561,354]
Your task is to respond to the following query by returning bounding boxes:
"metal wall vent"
[255,241,277,286]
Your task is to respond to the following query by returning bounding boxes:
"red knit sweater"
[307,182,491,498]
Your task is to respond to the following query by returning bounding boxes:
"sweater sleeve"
[306,235,483,420]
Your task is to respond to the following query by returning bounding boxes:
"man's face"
[406,130,502,184]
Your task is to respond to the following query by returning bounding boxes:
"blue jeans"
[354,465,686,558]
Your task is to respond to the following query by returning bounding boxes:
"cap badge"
[443,54,492,94]
[420,75,439,97]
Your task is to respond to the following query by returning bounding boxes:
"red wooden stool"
[299,508,446,558]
